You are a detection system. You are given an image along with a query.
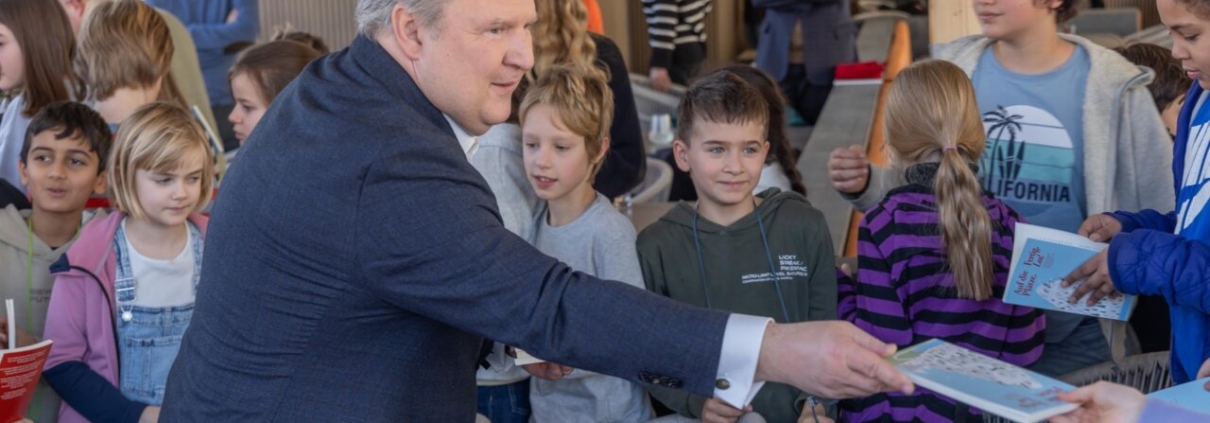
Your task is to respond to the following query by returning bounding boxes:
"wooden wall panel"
[928,1,981,45]
[1104,0,1160,28]
[259,0,358,51]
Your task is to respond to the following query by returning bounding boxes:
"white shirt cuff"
[713,314,772,408]
[484,342,516,371]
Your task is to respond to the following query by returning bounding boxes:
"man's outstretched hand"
[756,321,914,399]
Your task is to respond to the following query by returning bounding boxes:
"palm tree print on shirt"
[983,106,1025,186]
[979,105,1078,219]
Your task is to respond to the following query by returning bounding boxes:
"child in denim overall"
[42,102,215,423]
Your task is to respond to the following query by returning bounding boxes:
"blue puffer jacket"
[1108,83,1210,384]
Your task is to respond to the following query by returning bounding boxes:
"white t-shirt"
[124,221,196,307]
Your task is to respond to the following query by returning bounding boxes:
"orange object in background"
[584,0,604,34]
[843,20,912,257]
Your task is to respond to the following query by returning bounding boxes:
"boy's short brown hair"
[1115,43,1192,112]
[675,70,769,144]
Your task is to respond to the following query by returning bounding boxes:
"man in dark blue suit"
[160,0,913,421]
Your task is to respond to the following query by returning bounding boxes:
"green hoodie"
[636,188,837,422]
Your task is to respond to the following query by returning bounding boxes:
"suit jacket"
[159,35,731,422]
[754,0,856,85]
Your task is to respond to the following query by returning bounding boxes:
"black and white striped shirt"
[640,0,712,69]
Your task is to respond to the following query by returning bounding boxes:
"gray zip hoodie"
[0,204,103,423]
[847,34,1175,217]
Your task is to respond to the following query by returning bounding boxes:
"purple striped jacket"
[838,181,1046,423]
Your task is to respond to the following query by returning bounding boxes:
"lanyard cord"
[25,216,33,336]
[691,200,792,323]
[755,206,793,323]
[24,216,37,422]
[691,200,824,420]
[25,215,81,333]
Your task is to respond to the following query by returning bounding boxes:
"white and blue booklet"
[1004,223,1136,321]
[1147,378,1210,414]
[888,339,1079,423]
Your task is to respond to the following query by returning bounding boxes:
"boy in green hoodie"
[0,101,112,423]
[636,70,838,423]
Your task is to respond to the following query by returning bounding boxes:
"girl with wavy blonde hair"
[838,60,1046,422]
[531,0,598,78]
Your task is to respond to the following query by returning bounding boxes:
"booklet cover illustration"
[888,339,1078,423]
[1005,223,1135,320]
[1147,377,1210,414]
[0,340,53,423]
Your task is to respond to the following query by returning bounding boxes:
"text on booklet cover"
[1005,223,1135,321]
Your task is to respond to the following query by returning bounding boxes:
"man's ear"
[391,3,424,61]
[672,139,691,173]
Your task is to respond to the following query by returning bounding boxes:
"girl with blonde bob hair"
[43,102,213,423]
[108,103,215,215]
[838,60,1045,422]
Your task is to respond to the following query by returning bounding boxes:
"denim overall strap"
[113,222,203,311]
[112,223,136,322]
[186,221,203,294]
[114,221,201,406]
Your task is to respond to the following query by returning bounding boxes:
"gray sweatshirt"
[471,123,538,386]
[528,194,655,423]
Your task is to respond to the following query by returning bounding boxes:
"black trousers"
[665,42,706,86]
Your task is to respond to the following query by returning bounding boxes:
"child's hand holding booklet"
[1,299,54,423]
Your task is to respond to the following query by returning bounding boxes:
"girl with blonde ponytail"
[838,60,1046,423]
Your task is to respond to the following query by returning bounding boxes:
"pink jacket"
[42,211,208,423]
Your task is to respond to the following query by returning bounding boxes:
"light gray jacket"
[471,123,539,386]
[846,34,1175,218]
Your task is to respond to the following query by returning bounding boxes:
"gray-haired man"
[160,1,913,421]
